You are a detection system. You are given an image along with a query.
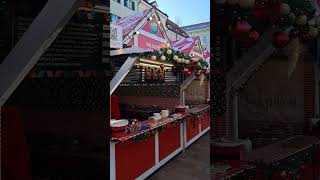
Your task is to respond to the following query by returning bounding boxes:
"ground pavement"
[147,133,210,180]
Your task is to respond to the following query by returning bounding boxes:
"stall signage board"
[138,35,166,51]
[110,24,123,49]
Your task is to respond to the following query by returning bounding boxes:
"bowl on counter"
[175,105,187,115]
[110,119,129,137]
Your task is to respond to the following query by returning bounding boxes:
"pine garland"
[133,47,210,77]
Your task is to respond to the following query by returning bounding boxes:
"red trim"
[158,125,181,161]
[115,136,155,180]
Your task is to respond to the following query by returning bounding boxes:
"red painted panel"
[201,112,210,131]
[159,125,181,161]
[186,116,200,142]
[115,136,155,180]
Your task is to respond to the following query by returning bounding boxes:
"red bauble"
[195,71,201,77]
[187,71,192,76]
[242,30,260,48]
[300,165,306,171]
[183,68,189,73]
[232,20,252,40]
[272,32,290,48]
[253,0,281,22]
[160,64,164,69]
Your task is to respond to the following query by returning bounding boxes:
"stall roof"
[204,49,210,61]
[171,37,203,57]
[115,8,151,37]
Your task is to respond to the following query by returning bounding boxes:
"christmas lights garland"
[129,115,190,142]
[134,48,210,78]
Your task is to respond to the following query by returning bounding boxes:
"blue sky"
[155,0,210,26]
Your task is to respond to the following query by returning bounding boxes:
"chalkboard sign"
[15,8,108,69]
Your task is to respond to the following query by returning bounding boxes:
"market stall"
[110,46,210,180]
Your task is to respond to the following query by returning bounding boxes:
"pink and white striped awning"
[171,37,201,57]
[204,49,210,61]
[115,9,152,37]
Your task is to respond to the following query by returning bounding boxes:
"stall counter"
[110,105,210,180]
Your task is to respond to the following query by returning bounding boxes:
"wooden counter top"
[243,135,320,163]
[111,104,209,142]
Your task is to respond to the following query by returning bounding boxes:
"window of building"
[113,0,121,3]
[124,0,135,11]
[111,13,121,22]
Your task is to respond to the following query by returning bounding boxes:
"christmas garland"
[191,108,210,119]
[133,48,210,79]
[129,115,190,142]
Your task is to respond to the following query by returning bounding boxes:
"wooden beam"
[110,56,137,95]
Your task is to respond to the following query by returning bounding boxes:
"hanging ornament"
[280,3,291,15]
[159,70,164,80]
[215,0,227,4]
[151,55,157,61]
[272,31,290,48]
[288,13,296,24]
[308,26,318,38]
[167,49,172,55]
[160,55,166,61]
[146,67,151,79]
[232,20,252,40]
[160,64,165,69]
[185,60,190,64]
[227,0,239,5]
[173,55,179,61]
[242,30,260,47]
[177,58,182,63]
[187,71,192,77]
[181,59,185,64]
[239,0,255,9]
[153,68,158,78]
[296,15,307,26]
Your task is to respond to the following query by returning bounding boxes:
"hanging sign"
[111,23,123,49]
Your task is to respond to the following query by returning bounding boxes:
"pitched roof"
[204,49,210,61]
[171,37,200,56]
[115,8,151,37]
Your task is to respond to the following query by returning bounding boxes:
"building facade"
[138,0,188,42]
[110,0,138,21]
[182,22,210,51]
